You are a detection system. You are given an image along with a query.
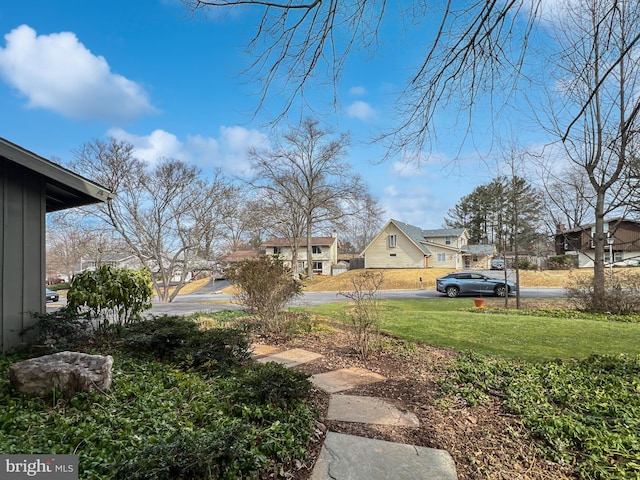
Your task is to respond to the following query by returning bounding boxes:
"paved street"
[146,286,565,315]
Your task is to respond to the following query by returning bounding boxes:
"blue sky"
[0,1,557,229]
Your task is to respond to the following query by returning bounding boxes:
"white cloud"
[108,125,270,176]
[108,128,184,164]
[346,100,377,121]
[0,25,157,122]
[349,86,367,96]
[391,160,425,178]
[380,183,445,227]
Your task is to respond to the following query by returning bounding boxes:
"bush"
[566,270,640,314]
[227,255,302,334]
[114,426,248,480]
[517,258,538,270]
[67,265,153,328]
[229,362,313,407]
[339,271,385,362]
[23,307,90,351]
[122,315,251,373]
[547,255,576,270]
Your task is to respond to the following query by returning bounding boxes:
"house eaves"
[0,137,115,212]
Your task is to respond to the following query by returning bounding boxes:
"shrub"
[114,426,248,480]
[122,315,251,373]
[229,362,313,407]
[566,270,640,314]
[227,255,302,334]
[23,307,90,351]
[547,254,576,270]
[67,265,153,328]
[339,271,385,362]
[517,258,538,270]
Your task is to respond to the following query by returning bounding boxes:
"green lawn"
[298,299,640,362]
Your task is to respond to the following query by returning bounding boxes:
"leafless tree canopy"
[542,0,640,306]
[184,0,543,156]
[68,138,231,302]
[247,118,367,277]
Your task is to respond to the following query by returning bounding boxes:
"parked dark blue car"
[46,288,59,302]
[436,272,515,297]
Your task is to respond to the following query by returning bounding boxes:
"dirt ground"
[260,322,577,480]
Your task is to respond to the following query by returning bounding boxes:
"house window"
[273,247,282,254]
[605,251,623,263]
[388,234,397,248]
[437,253,446,262]
[313,261,323,273]
[445,236,452,245]
[390,253,397,257]
[312,246,322,254]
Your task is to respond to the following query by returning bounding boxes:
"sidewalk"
[252,345,458,480]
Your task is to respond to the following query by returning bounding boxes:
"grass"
[302,267,594,291]
[299,299,640,362]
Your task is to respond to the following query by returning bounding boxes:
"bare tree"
[542,0,640,308]
[69,138,230,302]
[248,118,366,278]
[540,163,595,233]
[46,212,122,281]
[337,193,384,253]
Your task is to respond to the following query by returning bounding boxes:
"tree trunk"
[592,192,607,311]
[306,220,314,278]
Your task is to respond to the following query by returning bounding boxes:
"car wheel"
[494,285,508,297]
[445,286,460,298]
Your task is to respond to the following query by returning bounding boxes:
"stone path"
[252,345,458,480]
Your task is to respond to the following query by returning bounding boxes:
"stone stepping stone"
[327,394,420,427]
[255,348,323,367]
[311,432,457,480]
[251,344,282,358]
[311,367,386,393]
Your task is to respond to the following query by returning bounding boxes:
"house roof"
[557,217,633,235]
[0,137,115,212]
[221,250,263,263]
[390,219,432,255]
[263,236,337,247]
[462,244,495,256]
[423,227,467,238]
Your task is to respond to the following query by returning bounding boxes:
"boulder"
[9,351,113,397]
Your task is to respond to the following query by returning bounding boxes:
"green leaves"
[443,353,640,479]
[67,266,153,326]
[0,335,316,480]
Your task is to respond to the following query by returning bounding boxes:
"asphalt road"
[47,276,565,317]
[145,286,565,316]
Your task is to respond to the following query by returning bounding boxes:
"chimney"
[556,222,565,233]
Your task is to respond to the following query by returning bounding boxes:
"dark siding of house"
[1,159,46,351]
[612,221,640,252]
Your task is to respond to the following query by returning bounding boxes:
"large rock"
[9,351,113,397]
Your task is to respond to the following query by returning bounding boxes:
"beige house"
[263,234,339,275]
[362,219,494,269]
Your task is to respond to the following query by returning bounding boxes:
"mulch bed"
[257,323,576,480]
